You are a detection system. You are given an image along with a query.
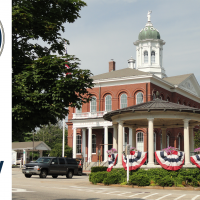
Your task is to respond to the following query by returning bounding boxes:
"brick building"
[67,12,200,163]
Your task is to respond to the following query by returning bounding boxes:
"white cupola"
[133,11,167,78]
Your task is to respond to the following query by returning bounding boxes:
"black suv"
[22,157,78,179]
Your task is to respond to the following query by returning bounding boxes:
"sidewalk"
[82,170,91,176]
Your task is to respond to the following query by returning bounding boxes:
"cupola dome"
[138,26,160,40]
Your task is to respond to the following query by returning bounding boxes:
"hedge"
[89,167,200,187]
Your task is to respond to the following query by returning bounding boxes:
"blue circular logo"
[0,21,5,56]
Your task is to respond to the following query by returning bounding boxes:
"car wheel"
[25,174,32,178]
[52,175,58,178]
[40,170,47,178]
[66,170,73,178]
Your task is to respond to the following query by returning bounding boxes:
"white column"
[147,118,154,166]
[23,149,26,165]
[39,150,43,157]
[104,126,108,161]
[115,121,123,168]
[73,128,77,158]
[189,126,194,155]
[129,127,132,147]
[113,124,118,150]
[88,127,92,162]
[132,128,136,148]
[183,119,191,166]
[82,128,86,161]
[161,128,167,149]
[123,127,125,151]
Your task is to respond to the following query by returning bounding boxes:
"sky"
[62,0,200,83]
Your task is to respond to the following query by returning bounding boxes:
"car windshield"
[35,158,51,164]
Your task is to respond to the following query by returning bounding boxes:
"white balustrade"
[72,111,107,119]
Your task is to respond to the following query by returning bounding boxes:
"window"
[154,132,156,151]
[120,93,127,108]
[167,135,169,147]
[76,106,82,113]
[178,135,181,150]
[51,158,58,164]
[167,97,170,102]
[151,51,155,63]
[105,95,112,111]
[76,135,81,154]
[144,51,148,63]
[92,134,96,153]
[90,96,97,112]
[137,132,144,152]
[59,158,65,164]
[136,92,143,104]
[153,93,156,100]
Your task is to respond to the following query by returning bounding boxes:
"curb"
[94,183,200,191]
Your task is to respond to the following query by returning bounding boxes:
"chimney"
[109,59,115,72]
[128,56,135,69]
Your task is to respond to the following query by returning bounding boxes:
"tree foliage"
[12,0,93,138]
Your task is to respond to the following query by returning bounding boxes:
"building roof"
[12,141,51,151]
[103,98,200,121]
[91,68,149,80]
[163,74,192,85]
[138,26,160,40]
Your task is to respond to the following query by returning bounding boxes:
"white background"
[0,0,11,199]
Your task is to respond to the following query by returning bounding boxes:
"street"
[12,168,200,200]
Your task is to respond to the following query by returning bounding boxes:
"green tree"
[34,122,72,157]
[12,0,93,139]
[194,130,200,149]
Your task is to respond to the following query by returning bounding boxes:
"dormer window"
[144,51,148,63]
[151,51,155,63]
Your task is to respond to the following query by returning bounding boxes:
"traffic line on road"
[118,192,131,196]
[142,193,158,199]
[173,194,186,200]
[105,191,120,194]
[191,195,200,200]
[95,190,108,193]
[128,193,144,198]
[155,194,171,200]
[12,188,35,193]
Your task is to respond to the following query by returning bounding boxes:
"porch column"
[129,127,132,147]
[147,118,154,166]
[82,128,86,161]
[189,126,194,155]
[73,128,77,158]
[132,128,136,148]
[88,127,92,162]
[161,128,167,149]
[104,126,108,161]
[123,127,125,151]
[113,124,118,150]
[183,119,191,166]
[23,149,27,165]
[115,121,123,168]
[39,150,43,157]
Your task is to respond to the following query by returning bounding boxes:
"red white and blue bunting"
[122,151,147,171]
[107,153,118,172]
[155,151,185,171]
[190,154,200,168]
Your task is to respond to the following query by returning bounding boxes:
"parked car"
[22,157,78,179]
[75,158,83,176]
[16,158,23,165]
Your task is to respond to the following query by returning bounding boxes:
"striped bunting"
[122,151,147,171]
[107,153,118,172]
[155,151,184,171]
[190,154,200,168]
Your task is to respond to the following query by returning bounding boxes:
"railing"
[72,111,107,119]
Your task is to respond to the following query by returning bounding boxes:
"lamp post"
[32,132,34,161]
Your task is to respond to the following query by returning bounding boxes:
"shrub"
[103,172,122,185]
[91,166,107,172]
[157,176,174,187]
[129,173,150,186]
[90,171,108,184]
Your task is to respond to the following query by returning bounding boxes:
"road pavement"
[12,168,200,200]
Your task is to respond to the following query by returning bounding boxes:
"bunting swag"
[107,153,118,172]
[190,154,200,168]
[155,151,185,171]
[122,151,147,171]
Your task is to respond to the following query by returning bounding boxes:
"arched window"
[92,134,96,153]
[178,135,181,150]
[105,95,112,111]
[76,106,82,113]
[167,97,170,102]
[160,94,163,100]
[76,135,81,154]
[120,93,127,108]
[151,51,155,63]
[167,135,169,147]
[90,96,97,112]
[153,93,156,100]
[177,100,181,104]
[154,132,156,151]
[137,132,144,152]
[136,92,143,104]
[144,51,148,63]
